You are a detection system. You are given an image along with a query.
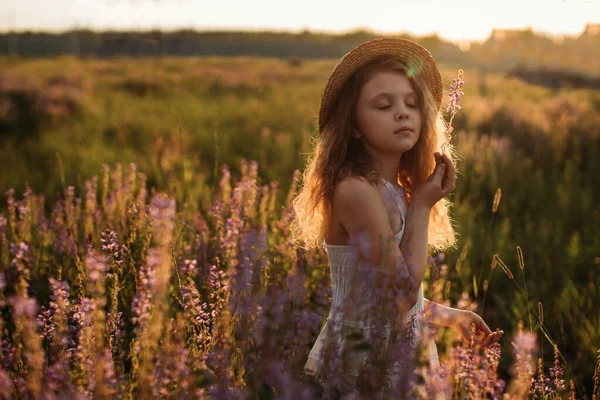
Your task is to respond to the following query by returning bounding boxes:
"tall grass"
[0,162,597,398]
[0,55,598,396]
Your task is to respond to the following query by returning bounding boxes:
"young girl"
[291,38,503,397]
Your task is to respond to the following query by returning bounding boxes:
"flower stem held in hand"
[449,308,504,347]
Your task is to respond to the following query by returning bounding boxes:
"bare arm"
[333,176,400,268]
[399,202,431,291]
[400,152,456,302]
[423,297,504,346]
[422,298,458,327]
[333,177,415,307]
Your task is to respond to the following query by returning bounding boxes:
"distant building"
[488,27,535,42]
[580,23,600,37]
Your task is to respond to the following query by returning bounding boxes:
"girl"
[291,38,503,397]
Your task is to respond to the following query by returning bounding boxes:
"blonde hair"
[291,54,457,251]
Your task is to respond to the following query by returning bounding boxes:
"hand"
[449,309,504,347]
[412,152,456,209]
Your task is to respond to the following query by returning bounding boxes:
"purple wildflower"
[8,295,38,319]
[532,357,554,397]
[131,253,157,332]
[85,249,107,284]
[208,264,228,310]
[210,199,225,241]
[71,295,112,397]
[441,69,464,154]
[446,69,464,116]
[181,276,211,349]
[106,308,125,374]
[484,342,505,399]
[221,186,242,255]
[8,293,44,396]
[1,339,15,370]
[508,325,537,398]
[181,258,197,276]
[149,193,176,245]
[0,215,7,234]
[219,164,232,205]
[101,229,122,263]
[9,242,34,283]
[37,278,71,348]
[151,317,198,399]
[0,368,14,396]
[549,344,566,392]
[87,348,119,397]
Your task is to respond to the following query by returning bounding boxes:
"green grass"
[0,55,598,393]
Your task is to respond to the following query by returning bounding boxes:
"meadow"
[0,54,599,398]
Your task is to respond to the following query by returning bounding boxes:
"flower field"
[0,55,598,398]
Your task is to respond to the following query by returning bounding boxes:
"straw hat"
[318,37,443,133]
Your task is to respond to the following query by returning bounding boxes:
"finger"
[435,161,446,176]
[441,154,454,172]
[434,152,442,164]
[472,331,486,346]
[482,334,493,347]
[479,320,493,336]
[484,331,503,346]
[434,163,447,187]
[443,171,456,193]
[475,327,493,344]
[442,154,456,182]
[426,161,442,183]
[440,157,456,191]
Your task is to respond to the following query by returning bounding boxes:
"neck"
[371,154,402,188]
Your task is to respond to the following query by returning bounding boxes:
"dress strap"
[378,177,407,218]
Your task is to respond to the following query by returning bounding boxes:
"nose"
[395,110,408,120]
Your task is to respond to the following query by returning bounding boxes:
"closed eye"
[377,103,417,110]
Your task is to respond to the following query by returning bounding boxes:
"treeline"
[0,29,463,63]
[1,28,599,79]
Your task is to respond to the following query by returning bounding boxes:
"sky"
[1,0,599,42]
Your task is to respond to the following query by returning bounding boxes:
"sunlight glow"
[1,0,598,42]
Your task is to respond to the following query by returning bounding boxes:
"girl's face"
[354,70,422,158]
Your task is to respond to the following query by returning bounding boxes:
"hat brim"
[318,38,443,133]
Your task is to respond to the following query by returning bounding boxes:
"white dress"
[304,178,440,397]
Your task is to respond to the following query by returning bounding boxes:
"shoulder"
[333,176,379,205]
[332,176,390,234]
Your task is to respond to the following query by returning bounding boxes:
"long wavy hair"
[291,54,458,251]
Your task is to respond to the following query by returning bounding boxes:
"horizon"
[0,24,598,44]
[1,0,599,43]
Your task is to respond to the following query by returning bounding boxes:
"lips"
[394,127,413,134]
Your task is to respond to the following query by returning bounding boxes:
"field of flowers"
[0,55,599,398]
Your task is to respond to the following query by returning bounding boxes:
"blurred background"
[1,0,599,396]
